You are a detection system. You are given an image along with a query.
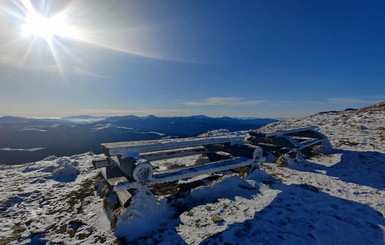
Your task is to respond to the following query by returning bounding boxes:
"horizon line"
[0,114,285,120]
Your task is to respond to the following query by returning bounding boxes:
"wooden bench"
[247,126,331,164]
[93,136,262,206]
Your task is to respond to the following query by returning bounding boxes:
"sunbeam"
[0,0,196,78]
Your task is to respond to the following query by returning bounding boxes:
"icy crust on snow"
[0,153,117,244]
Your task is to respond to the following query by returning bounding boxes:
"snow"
[115,186,174,240]
[175,175,279,244]
[199,129,247,137]
[19,128,47,132]
[19,124,60,132]
[140,131,167,136]
[91,123,132,131]
[0,147,46,152]
[0,153,116,244]
[1,104,384,244]
[60,116,107,124]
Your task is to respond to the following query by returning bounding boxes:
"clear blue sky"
[1,0,384,118]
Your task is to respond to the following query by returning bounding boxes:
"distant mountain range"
[0,115,278,164]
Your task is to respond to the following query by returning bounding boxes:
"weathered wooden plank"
[156,157,252,183]
[92,157,111,168]
[298,139,323,149]
[279,134,302,148]
[205,144,256,159]
[115,189,132,207]
[102,136,243,156]
[101,139,162,155]
[250,126,318,138]
[266,126,319,137]
[100,166,128,186]
[285,130,326,139]
[140,146,209,161]
[108,156,136,181]
[115,157,255,189]
[247,135,296,148]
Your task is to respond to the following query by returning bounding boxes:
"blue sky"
[0,0,384,118]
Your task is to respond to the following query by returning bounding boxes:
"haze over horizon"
[1,0,384,118]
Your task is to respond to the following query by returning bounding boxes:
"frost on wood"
[92,126,332,242]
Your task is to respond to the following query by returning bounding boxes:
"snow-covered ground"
[0,103,384,244]
[0,153,116,244]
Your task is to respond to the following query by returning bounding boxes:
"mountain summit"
[0,102,384,244]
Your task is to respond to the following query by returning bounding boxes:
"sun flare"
[21,12,80,41]
[12,0,85,77]
[2,0,173,79]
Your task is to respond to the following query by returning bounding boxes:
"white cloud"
[326,97,384,105]
[67,108,188,117]
[183,97,264,106]
[0,108,190,117]
[267,97,385,107]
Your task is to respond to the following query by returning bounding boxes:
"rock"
[67,220,86,238]
[299,184,319,192]
[359,124,368,130]
[75,226,93,240]
[212,214,224,223]
[276,154,293,167]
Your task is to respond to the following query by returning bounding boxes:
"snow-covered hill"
[1,104,384,244]
[260,102,385,153]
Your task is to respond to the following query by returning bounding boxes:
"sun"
[14,0,83,78]
[21,12,80,42]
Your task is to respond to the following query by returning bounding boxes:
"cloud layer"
[183,97,264,106]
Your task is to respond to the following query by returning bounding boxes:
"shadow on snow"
[292,149,385,190]
[201,181,385,245]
